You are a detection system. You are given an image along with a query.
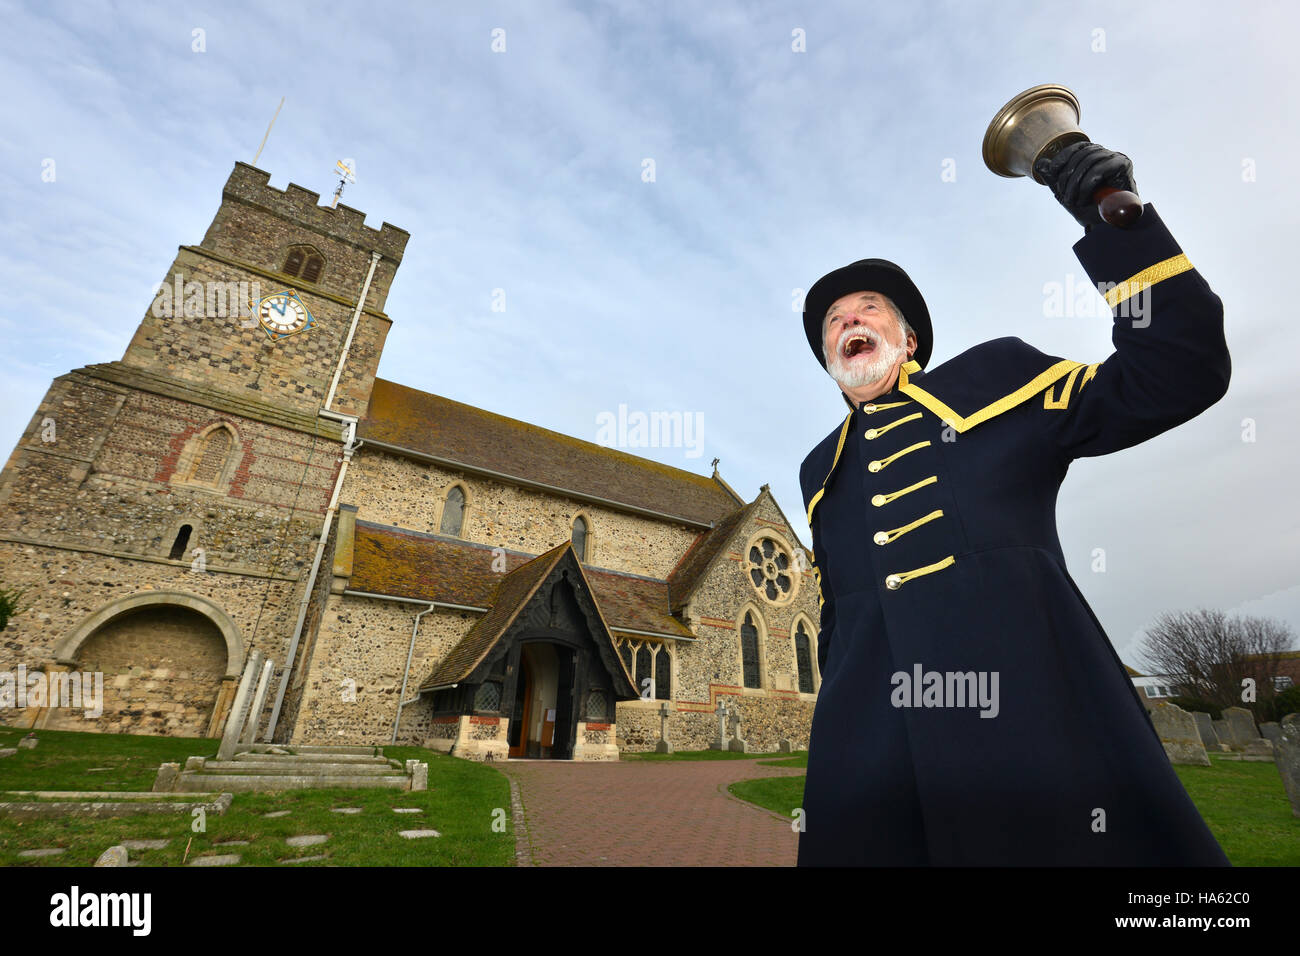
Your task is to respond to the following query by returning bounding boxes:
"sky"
[1,0,1296,669]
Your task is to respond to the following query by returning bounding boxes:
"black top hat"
[803,258,933,371]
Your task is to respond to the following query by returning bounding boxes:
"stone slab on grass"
[122,839,171,851]
[188,854,241,867]
[398,829,441,839]
[286,834,329,847]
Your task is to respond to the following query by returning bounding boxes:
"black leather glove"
[1034,141,1137,230]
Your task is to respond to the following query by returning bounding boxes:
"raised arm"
[1037,202,1230,463]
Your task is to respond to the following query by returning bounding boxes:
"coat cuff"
[1071,203,1185,289]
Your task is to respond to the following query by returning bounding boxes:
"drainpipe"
[392,603,437,744]
[264,415,360,741]
[263,252,381,741]
[324,251,381,410]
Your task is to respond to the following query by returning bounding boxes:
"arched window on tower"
[282,245,324,284]
[741,611,761,689]
[189,427,232,486]
[571,515,588,561]
[795,620,815,693]
[168,524,192,561]
[440,485,466,536]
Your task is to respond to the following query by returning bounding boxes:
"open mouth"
[840,330,878,359]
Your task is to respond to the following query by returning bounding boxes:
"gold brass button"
[868,460,882,472]
[863,404,877,414]
[865,428,878,440]
[885,574,902,590]
[871,494,886,506]
[873,531,889,545]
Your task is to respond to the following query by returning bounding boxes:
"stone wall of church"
[0,541,300,736]
[616,493,821,753]
[289,596,476,746]
[41,604,228,737]
[0,368,338,738]
[119,163,407,422]
[341,448,701,579]
[0,372,337,579]
[615,693,814,752]
[120,244,393,421]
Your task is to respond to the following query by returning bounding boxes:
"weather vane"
[330,159,357,208]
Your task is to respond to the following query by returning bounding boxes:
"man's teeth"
[842,333,877,357]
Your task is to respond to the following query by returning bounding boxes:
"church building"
[0,164,821,759]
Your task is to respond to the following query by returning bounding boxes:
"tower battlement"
[221,162,409,262]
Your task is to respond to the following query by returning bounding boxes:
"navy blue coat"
[797,205,1231,866]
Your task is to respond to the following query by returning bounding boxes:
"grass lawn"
[0,726,513,866]
[726,751,1300,866]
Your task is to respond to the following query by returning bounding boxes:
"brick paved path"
[497,757,803,866]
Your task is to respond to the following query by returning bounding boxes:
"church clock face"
[257,290,314,340]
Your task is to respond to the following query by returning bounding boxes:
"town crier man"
[796,142,1231,866]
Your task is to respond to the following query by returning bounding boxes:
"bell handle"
[1094,186,1143,228]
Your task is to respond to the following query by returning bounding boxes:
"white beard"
[827,333,908,390]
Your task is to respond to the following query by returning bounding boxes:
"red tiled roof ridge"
[352,519,674,587]
[359,378,737,525]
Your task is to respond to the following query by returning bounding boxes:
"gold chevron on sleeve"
[1103,253,1193,307]
[1044,360,1102,410]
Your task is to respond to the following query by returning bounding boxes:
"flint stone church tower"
[0,163,821,759]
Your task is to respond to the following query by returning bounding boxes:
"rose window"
[748,537,793,602]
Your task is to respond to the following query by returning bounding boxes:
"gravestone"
[655,701,673,754]
[405,760,428,791]
[727,704,748,753]
[1149,703,1210,766]
[152,762,180,793]
[95,846,128,867]
[1222,706,1261,750]
[239,658,275,745]
[1192,711,1222,749]
[1274,714,1300,819]
[779,738,794,753]
[1260,722,1282,745]
[218,650,263,760]
[18,734,37,749]
[1212,719,1232,748]
[710,701,729,751]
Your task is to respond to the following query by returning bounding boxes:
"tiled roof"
[666,499,760,612]
[420,544,567,690]
[349,521,693,640]
[357,378,741,526]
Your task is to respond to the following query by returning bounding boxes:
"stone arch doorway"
[49,591,244,737]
